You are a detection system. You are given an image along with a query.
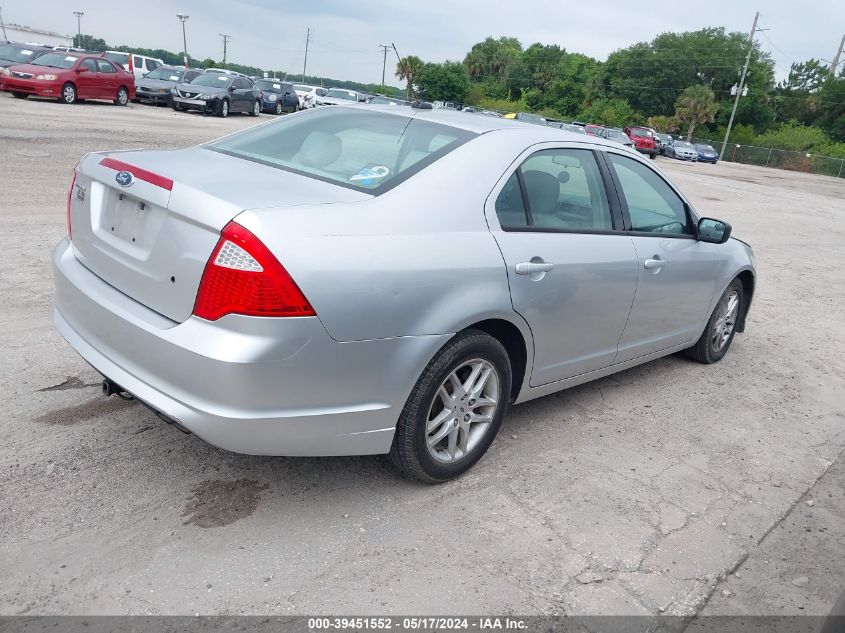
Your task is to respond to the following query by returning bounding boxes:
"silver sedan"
[52,105,756,482]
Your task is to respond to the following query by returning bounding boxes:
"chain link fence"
[692,138,845,179]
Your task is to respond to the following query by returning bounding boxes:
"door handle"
[643,258,664,270]
[515,261,554,275]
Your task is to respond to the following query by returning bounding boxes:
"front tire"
[11,91,27,99]
[218,98,229,118]
[114,86,129,106]
[60,82,77,104]
[685,278,744,364]
[274,101,283,115]
[389,330,512,483]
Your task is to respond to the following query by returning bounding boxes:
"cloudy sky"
[6,0,844,84]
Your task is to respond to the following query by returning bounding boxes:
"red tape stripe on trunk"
[99,157,174,191]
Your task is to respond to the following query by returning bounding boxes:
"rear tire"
[60,82,77,104]
[114,86,129,106]
[11,91,28,99]
[389,330,512,483]
[684,278,744,364]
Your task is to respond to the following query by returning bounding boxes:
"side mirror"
[77,66,89,73]
[697,217,732,244]
[228,85,236,92]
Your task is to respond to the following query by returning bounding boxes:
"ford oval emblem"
[115,170,134,187]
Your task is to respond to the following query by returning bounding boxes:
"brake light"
[192,221,315,321]
[66,170,76,240]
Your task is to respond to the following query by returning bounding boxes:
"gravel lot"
[1,94,843,617]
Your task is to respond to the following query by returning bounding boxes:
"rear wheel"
[685,278,744,364]
[389,330,512,483]
[250,99,260,116]
[60,82,77,104]
[11,91,27,99]
[114,86,129,106]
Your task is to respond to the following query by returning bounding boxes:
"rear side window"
[607,153,691,235]
[96,59,116,73]
[207,108,475,194]
[133,56,143,68]
[494,149,612,231]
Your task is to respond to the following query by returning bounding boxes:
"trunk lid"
[69,147,370,322]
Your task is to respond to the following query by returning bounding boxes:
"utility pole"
[719,11,759,162]
[302,27,311,82]
[830,33,845,76]
[379,44,391,86]
[0,6,9,43]
[72,11,84,48]
[219,33,231,64]
[176,13,189,67]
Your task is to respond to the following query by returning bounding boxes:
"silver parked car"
[52,106,755,482]
[667,140,699,161]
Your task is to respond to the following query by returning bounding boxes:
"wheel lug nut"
[464,414,470,421]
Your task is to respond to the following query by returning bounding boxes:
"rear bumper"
[51,239,449,456]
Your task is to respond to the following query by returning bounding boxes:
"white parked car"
[103,51,164,81]
[293,84,327,109]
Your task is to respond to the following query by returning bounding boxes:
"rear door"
[96,59,119,98]
[604,151,720,361]
[486,145,638,386]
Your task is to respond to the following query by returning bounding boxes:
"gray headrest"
[522,170,560,216]
[298,131,342,168]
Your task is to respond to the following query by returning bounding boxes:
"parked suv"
[255,79,299,114]
[171,72,261,117]
[103,51,163,81]
[135,66,201,105]
[624,126,658,159]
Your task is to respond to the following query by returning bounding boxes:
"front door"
[604,151,721,361]
[488,147,638,386]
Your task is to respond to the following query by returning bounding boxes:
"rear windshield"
[0,44,43,63]
[104,52,129,65]
[255,79,282,92]
[206,108,475,194]
[696,144,715,152]
[31,53,79,69]
[326,88,358,100]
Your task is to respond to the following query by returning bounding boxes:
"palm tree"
[674,85,719,141]
[396,55,423,99]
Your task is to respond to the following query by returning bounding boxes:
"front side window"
[97,59,116,73]
[80,58,98,73]
[207,108,474,194]
[607,153,691,235]
[145,59,159,71]
[494,149,612,231]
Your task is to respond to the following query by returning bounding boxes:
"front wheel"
[250,99,260,117]
[685,278,744,364]
[218,98,229,118]
[60,82,77,104]
[114,86,129,106]
[11,91,27,99]
[389,330,512,483]
[274,102,283,115]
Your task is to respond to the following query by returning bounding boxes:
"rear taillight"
[192,221,315,321]
[66,170,77,240]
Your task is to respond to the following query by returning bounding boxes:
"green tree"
[416,61,471,103]
[395,55,423,98]
[72,34,107,51]
[578,98,640,127]
[646,115,679,133]
[810,74,845,142]
[674,85,718,141]
[463,36,522,84]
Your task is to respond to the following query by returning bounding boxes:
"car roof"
[337,104,630,150]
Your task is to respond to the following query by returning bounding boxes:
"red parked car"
[0,51,135,105]
[624,126,658,159]
[584,124,605,136]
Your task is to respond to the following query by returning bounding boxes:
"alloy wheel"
[275,102,282,115]
[712,290,739,351]
[425,359,500,464]
[62,84,76,104]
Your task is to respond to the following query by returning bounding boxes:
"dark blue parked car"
[696,143,719,164]
[255,79,299,115]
